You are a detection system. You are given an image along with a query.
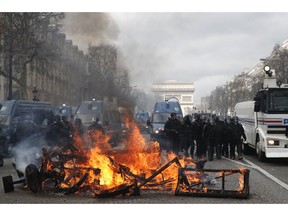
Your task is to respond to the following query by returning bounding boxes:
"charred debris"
[2,121,250,199]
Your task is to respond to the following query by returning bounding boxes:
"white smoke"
[13,135,44,173]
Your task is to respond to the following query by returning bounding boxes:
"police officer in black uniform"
[203,118,215,161]
[181,115,195,157]
[164,113,182,155]
[222,117,230,158]
[227,116,246,160]
[213,116,224,159]
[192,114,206,159]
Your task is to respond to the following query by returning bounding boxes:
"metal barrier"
[175,167,250,199]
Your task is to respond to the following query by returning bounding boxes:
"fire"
[56,118,183,193]
[88,148,124,187]
[238,167,246,192]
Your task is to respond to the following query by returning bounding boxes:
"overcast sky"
[62,12,288,104]
[4,1,288,105]
[110,12,288,104]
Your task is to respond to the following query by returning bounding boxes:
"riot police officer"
[164,113,182,154]
[181,115,195,158]
[192,114,206,159]
[227,116,246,160]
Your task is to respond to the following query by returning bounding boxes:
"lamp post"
[32,86,39,101]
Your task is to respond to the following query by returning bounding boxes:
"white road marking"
[229,157,288,191]
[225,157,255,168]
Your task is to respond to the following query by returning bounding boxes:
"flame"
[55,117,184,193]
[237,168,246,192]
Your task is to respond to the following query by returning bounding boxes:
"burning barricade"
[2,120,250,199]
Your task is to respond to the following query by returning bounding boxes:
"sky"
[3,1,288,107]
[62,12,288,105]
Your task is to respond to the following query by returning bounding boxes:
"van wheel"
[0,157,4,167]
[25,164,42,193]
[242,142,251,155]
[256,140,266,162]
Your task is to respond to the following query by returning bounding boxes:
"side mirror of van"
[146,118,151,126]
[254,101,260,112]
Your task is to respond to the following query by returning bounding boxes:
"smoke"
[61,12,155,100]
[62,13,120,53]
[13,135,44,173]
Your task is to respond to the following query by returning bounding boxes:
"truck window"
[152,113,170,123]
[77,101,104,113]
[154,102,181,113]
[268,89,288,112]
[0,101,14,115]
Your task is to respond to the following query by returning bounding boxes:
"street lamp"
[32,86,39,101]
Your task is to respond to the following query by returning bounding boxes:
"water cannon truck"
[235,65,288,161]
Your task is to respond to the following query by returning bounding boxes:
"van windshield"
[76,101,104,113]
[0,100,15,115]
[136,112,149,119]
[152,113,170,123]
[75,113,101,125]
[0,101,14,126]
[154,101,182,113]
[75,101,105,125]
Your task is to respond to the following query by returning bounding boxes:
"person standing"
[213,116,224,159]
[181,115,195,158]
[203,118,215,161]
[192,114,206,159]
[164,113,182,155]
[228,116,246,160]
[222,117,230,158]
[233,116,246,160]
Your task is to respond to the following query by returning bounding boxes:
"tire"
[256,139,266,162]
[25,164,42,193]
[0,157,4,167]
[242,142,252,155]
[2,175,14,193]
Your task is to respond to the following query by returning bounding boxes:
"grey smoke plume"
[62,12,120,53]
[13,135,44,173]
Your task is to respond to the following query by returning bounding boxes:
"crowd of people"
[164,113,246,161]
[12,110,246,162]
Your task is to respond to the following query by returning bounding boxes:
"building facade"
[151,80,195,116]
[0,23,89,107]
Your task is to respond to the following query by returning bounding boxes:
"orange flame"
[59,117,184,192]
[237,168,246,192]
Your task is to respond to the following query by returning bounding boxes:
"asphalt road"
[243,153,288,186]
[1,155,288,204]
[1,132,288,216]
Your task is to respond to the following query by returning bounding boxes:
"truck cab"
[235,65,288,161]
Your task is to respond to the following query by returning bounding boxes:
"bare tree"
[88,44,117,99]
[0,12,64,99]
[209,71,264,115]
[265,43,288,84]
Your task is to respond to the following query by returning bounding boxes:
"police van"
[149,98,183,150]
[0,100,54,166]
[74,99,125,147]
